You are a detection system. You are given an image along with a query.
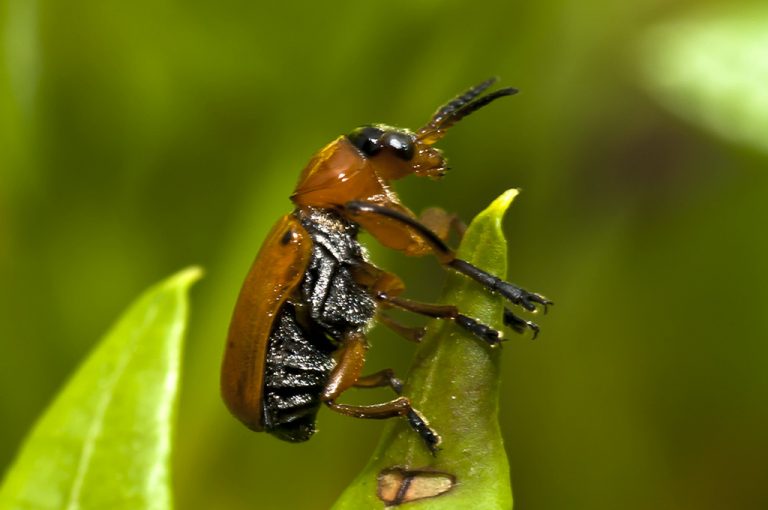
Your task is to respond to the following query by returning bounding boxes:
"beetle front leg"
[345,200,552,314]
[449,259,552,313]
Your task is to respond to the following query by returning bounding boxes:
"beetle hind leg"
[326,399,441,454]
[354,368,404,394]
[321,331,440,453]
[405,407,441,453]
[351,370,442,449]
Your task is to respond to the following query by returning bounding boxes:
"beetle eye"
[382,132,415,161]
[347,125,384,157]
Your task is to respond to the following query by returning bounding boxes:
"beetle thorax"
[291,137,399,209]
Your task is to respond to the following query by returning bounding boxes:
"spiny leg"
[321,330,440,453]
[345,201,552,315]
[382,295,502,346]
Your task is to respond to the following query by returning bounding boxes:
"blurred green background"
[2,1,767,509]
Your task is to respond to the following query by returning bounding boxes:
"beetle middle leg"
[353,259,534,341]
[381,295,508,345]
[377,313,426,343]
[322,331,441,453]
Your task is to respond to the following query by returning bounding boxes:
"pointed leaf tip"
[492,188,520,212]
[0,267,202,510]
[165,265,204,289]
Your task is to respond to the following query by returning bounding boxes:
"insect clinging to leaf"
[221,78,551,453]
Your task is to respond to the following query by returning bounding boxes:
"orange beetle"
[222,78,551,452]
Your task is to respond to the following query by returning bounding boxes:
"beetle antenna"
[426,78,497,131]
[417,78,518,144]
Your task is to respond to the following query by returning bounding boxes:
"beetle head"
[346,124,443,180]
[345,78,517,181]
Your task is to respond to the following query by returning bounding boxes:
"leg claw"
[499,283,553,314]
[503,308,540,339]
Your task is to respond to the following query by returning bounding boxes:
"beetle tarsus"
[503,308,540,339]
[448,258,552,313]
[406,408,442,455]
[455,314,502,345]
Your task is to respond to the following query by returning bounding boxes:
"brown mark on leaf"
[377,467,456,506]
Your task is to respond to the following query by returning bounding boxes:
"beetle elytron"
[222,78,551,453]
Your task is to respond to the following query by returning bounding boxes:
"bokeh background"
[2,1,767,509]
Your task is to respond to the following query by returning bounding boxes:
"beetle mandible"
[221,78,551,453]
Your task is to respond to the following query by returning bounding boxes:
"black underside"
[262,208,376,442]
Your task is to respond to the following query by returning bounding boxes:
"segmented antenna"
[417,78,518,144]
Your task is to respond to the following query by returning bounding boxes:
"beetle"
[222,78,551,453]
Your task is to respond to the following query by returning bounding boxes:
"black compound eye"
[381,131,415,161]
[347,125,384,157]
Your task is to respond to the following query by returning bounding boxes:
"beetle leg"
[321,334,405,397]
[322,331,368,402]
[377,313,426,343]
[381,295,502,346]
[326,399,441,454]
[449,259,552,313]
[351,261,406,297]
[503,307,540,339]
[350,261,425,343]
[345,201,552,314]
[354,368,404,394]
[321,331,440,453]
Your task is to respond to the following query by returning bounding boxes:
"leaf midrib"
[63,303,160,510]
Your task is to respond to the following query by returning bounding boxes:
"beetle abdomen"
[262,208,378,442]
[263,304,335,442]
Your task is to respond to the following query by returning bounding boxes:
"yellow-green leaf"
[0,267,202,510]
[333,190,519,510]
[641,5,768,153]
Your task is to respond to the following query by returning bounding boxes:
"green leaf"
[640,5,768,153]
[333,190,519,510]
[0,267,203,510]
